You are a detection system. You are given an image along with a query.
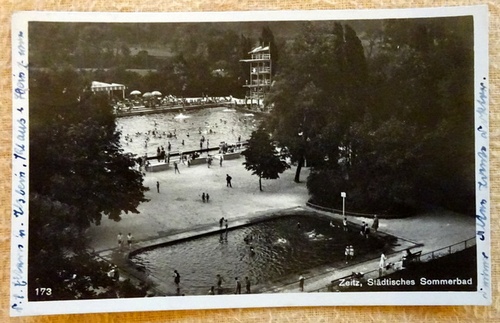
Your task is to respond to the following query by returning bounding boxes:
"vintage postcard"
[11,6,490,316]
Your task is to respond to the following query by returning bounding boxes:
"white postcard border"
[11,5,491,316]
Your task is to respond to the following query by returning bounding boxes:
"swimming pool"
[117,106,262,157]
[130,214,398,295]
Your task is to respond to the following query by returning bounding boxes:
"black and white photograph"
[10,6,490,316]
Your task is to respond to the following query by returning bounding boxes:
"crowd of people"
[119,116,253,175]
[113,95,239,112]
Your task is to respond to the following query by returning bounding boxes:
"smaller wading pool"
[130,214,398,295]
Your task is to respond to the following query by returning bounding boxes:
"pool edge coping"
[103,205,422,295]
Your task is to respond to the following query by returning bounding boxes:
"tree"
[308,17,474,214]
[241,127,290,191]
[30,87,149,227]
[260,26,279,75]
[266,22,368,183]
[307,116,421,213]
[363,17,475,213]
[28,194,150,300]
[28,67,149,299]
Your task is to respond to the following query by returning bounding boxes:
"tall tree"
[241,127,290,191]
[260,26,279,75]
[266,22,368,182]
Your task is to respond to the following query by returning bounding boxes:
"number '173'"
[35,288,52,296]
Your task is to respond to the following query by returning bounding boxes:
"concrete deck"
[87,152,476,295]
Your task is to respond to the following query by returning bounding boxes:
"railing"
[251,54,271,60]
[115,102,222,117]
[249,80,271,86]
[419,237,476,263]
[313,236,476,292]
[251,67,271,74]
[144,141,249,160]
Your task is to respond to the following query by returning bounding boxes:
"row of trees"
[261,18,474,215]
[29,23,280,98]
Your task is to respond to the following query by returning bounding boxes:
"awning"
[91,81,126,92]
[90,81,126,99]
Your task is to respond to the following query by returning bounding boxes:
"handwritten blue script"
[476,82,488,126]
[477,146,488,191]
[14,32,28,101]
[480,252,490,299]
[11,28,28,314]
[476,199,487,241]
[475,77,490,303]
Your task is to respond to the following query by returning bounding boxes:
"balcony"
[251,67,271,74]
[240,54,271,62]
[243,79,272,88]
[252,54,270,60]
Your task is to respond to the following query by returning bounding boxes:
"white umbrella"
[142,92,153,98]
[130,90,141,96]
[152,91,162,96]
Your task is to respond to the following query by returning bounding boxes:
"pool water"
[130,214,395,294]
[116,107,262,157]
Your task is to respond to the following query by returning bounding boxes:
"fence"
[314,236,477,293]
[419,237,476,263]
